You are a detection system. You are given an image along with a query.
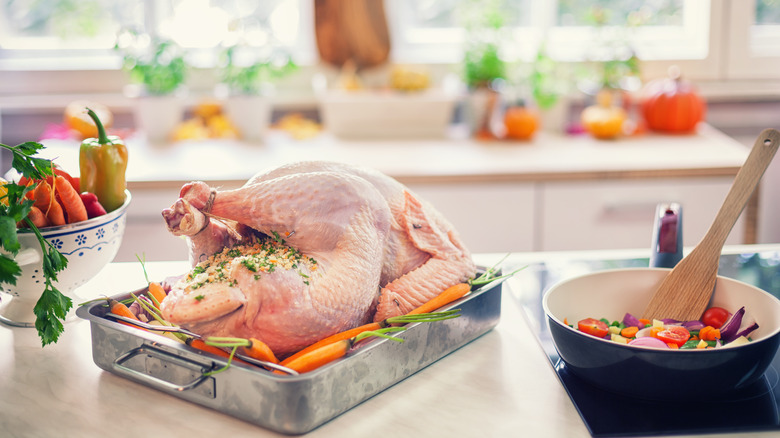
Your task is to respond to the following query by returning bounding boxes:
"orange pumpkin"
[504,105,539,140]
[641,67,706,133]
[581,89,626,140]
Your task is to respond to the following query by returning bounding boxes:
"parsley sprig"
[0,142,71,346]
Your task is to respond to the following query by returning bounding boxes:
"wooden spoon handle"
[702,129,780,249]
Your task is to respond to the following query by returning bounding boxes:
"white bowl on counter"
[317,89,458,139]
[0,192,131,326]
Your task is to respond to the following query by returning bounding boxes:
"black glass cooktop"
[511,250,780,437]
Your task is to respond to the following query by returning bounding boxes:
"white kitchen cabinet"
[408,182,536,254]
[539,177,745,251]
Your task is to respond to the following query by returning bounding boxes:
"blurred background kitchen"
[0,0,779,262]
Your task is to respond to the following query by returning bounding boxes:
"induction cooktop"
[510,251,780,437]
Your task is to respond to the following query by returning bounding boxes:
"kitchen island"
[2,246,778,438]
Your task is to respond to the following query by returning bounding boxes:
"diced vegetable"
[655,326,690,347]
[569,305,756,349]
[622,312,643,329]
[577,318,609,338]
[701,306,730,329]
[628,336,669,349]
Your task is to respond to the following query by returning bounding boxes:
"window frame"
[0,0,777,100]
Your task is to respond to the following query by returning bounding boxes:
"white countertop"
[36,123,748,189]
[2,246,779,438]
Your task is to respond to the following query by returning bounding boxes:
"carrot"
[698,326,721,342]
[667,342,679,349]
[638,318,651,327]
[243,338,279,364]
[280,339,351,374]
[32,181,54,212]
[278,328,406,374]
[280,322,382,366]
[46,199,66,226]
[108,298,148,331]
[25,206,49,228]
[281,309,460,365]
[109,298,138,320]
[147,282,167,308]
[187,338,251,365]
[54,175,88,223]
[620,326,639,338]
[407,282,471,315]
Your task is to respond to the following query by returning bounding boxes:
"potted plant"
[218,44,297,142]
[115,30,188,144]
[459,0,508,138]
[529,45,571,133]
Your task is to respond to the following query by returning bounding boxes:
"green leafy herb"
[0,142,72,346]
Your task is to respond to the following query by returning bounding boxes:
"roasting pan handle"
[113,346,215,395]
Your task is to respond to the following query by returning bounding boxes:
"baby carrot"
[281,339,350,374]
[243,338,279,364]
[407,283,471,315]
[281,310,460,365]
[54,175,88,223]
[187,338,251,365]
[109,298,138,320]
[147,282,167,308]
[280,322,382,366]
[108,298,147,331]
[278,328,405,374]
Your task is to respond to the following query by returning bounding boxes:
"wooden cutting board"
[314,0,391,69]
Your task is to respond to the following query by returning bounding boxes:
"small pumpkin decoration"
[640,66,706,133]
[503,102,539,141]
[581,89,626,140]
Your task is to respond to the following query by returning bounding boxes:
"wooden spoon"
[643,128,780,321]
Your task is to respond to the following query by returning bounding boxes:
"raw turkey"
[160,161,476,356]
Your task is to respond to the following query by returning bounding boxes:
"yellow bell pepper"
[79,108,128,212]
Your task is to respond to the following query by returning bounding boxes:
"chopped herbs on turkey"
[180,237,318,293]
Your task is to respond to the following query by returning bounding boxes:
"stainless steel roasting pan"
[77,276,504,435]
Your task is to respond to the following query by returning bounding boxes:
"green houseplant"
[458,0,508,137]
[115,31,189,143]
[218,45,297,142]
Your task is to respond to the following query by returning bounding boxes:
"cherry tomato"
[578,318,609,338]
[655,326,691,347]
[701,307,730,329]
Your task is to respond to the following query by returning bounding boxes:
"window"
[0,0,778,96]
[726,0,780,78]
[0,0,312,70]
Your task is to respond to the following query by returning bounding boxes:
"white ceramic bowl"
[0,192,131,326]
[543,268,780,400]
[318,89,457,139]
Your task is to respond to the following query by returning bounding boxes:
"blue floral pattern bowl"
[0,191,131,326]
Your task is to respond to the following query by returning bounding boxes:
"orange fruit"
[64,100,113,140]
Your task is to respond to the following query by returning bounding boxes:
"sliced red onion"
[733,320,759,341]
[682,320,705,331]
[622,312,643,329]
[662,318,681,325]
[629,337,669,349]
[635,327,653,338]
[719,307,746,342]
